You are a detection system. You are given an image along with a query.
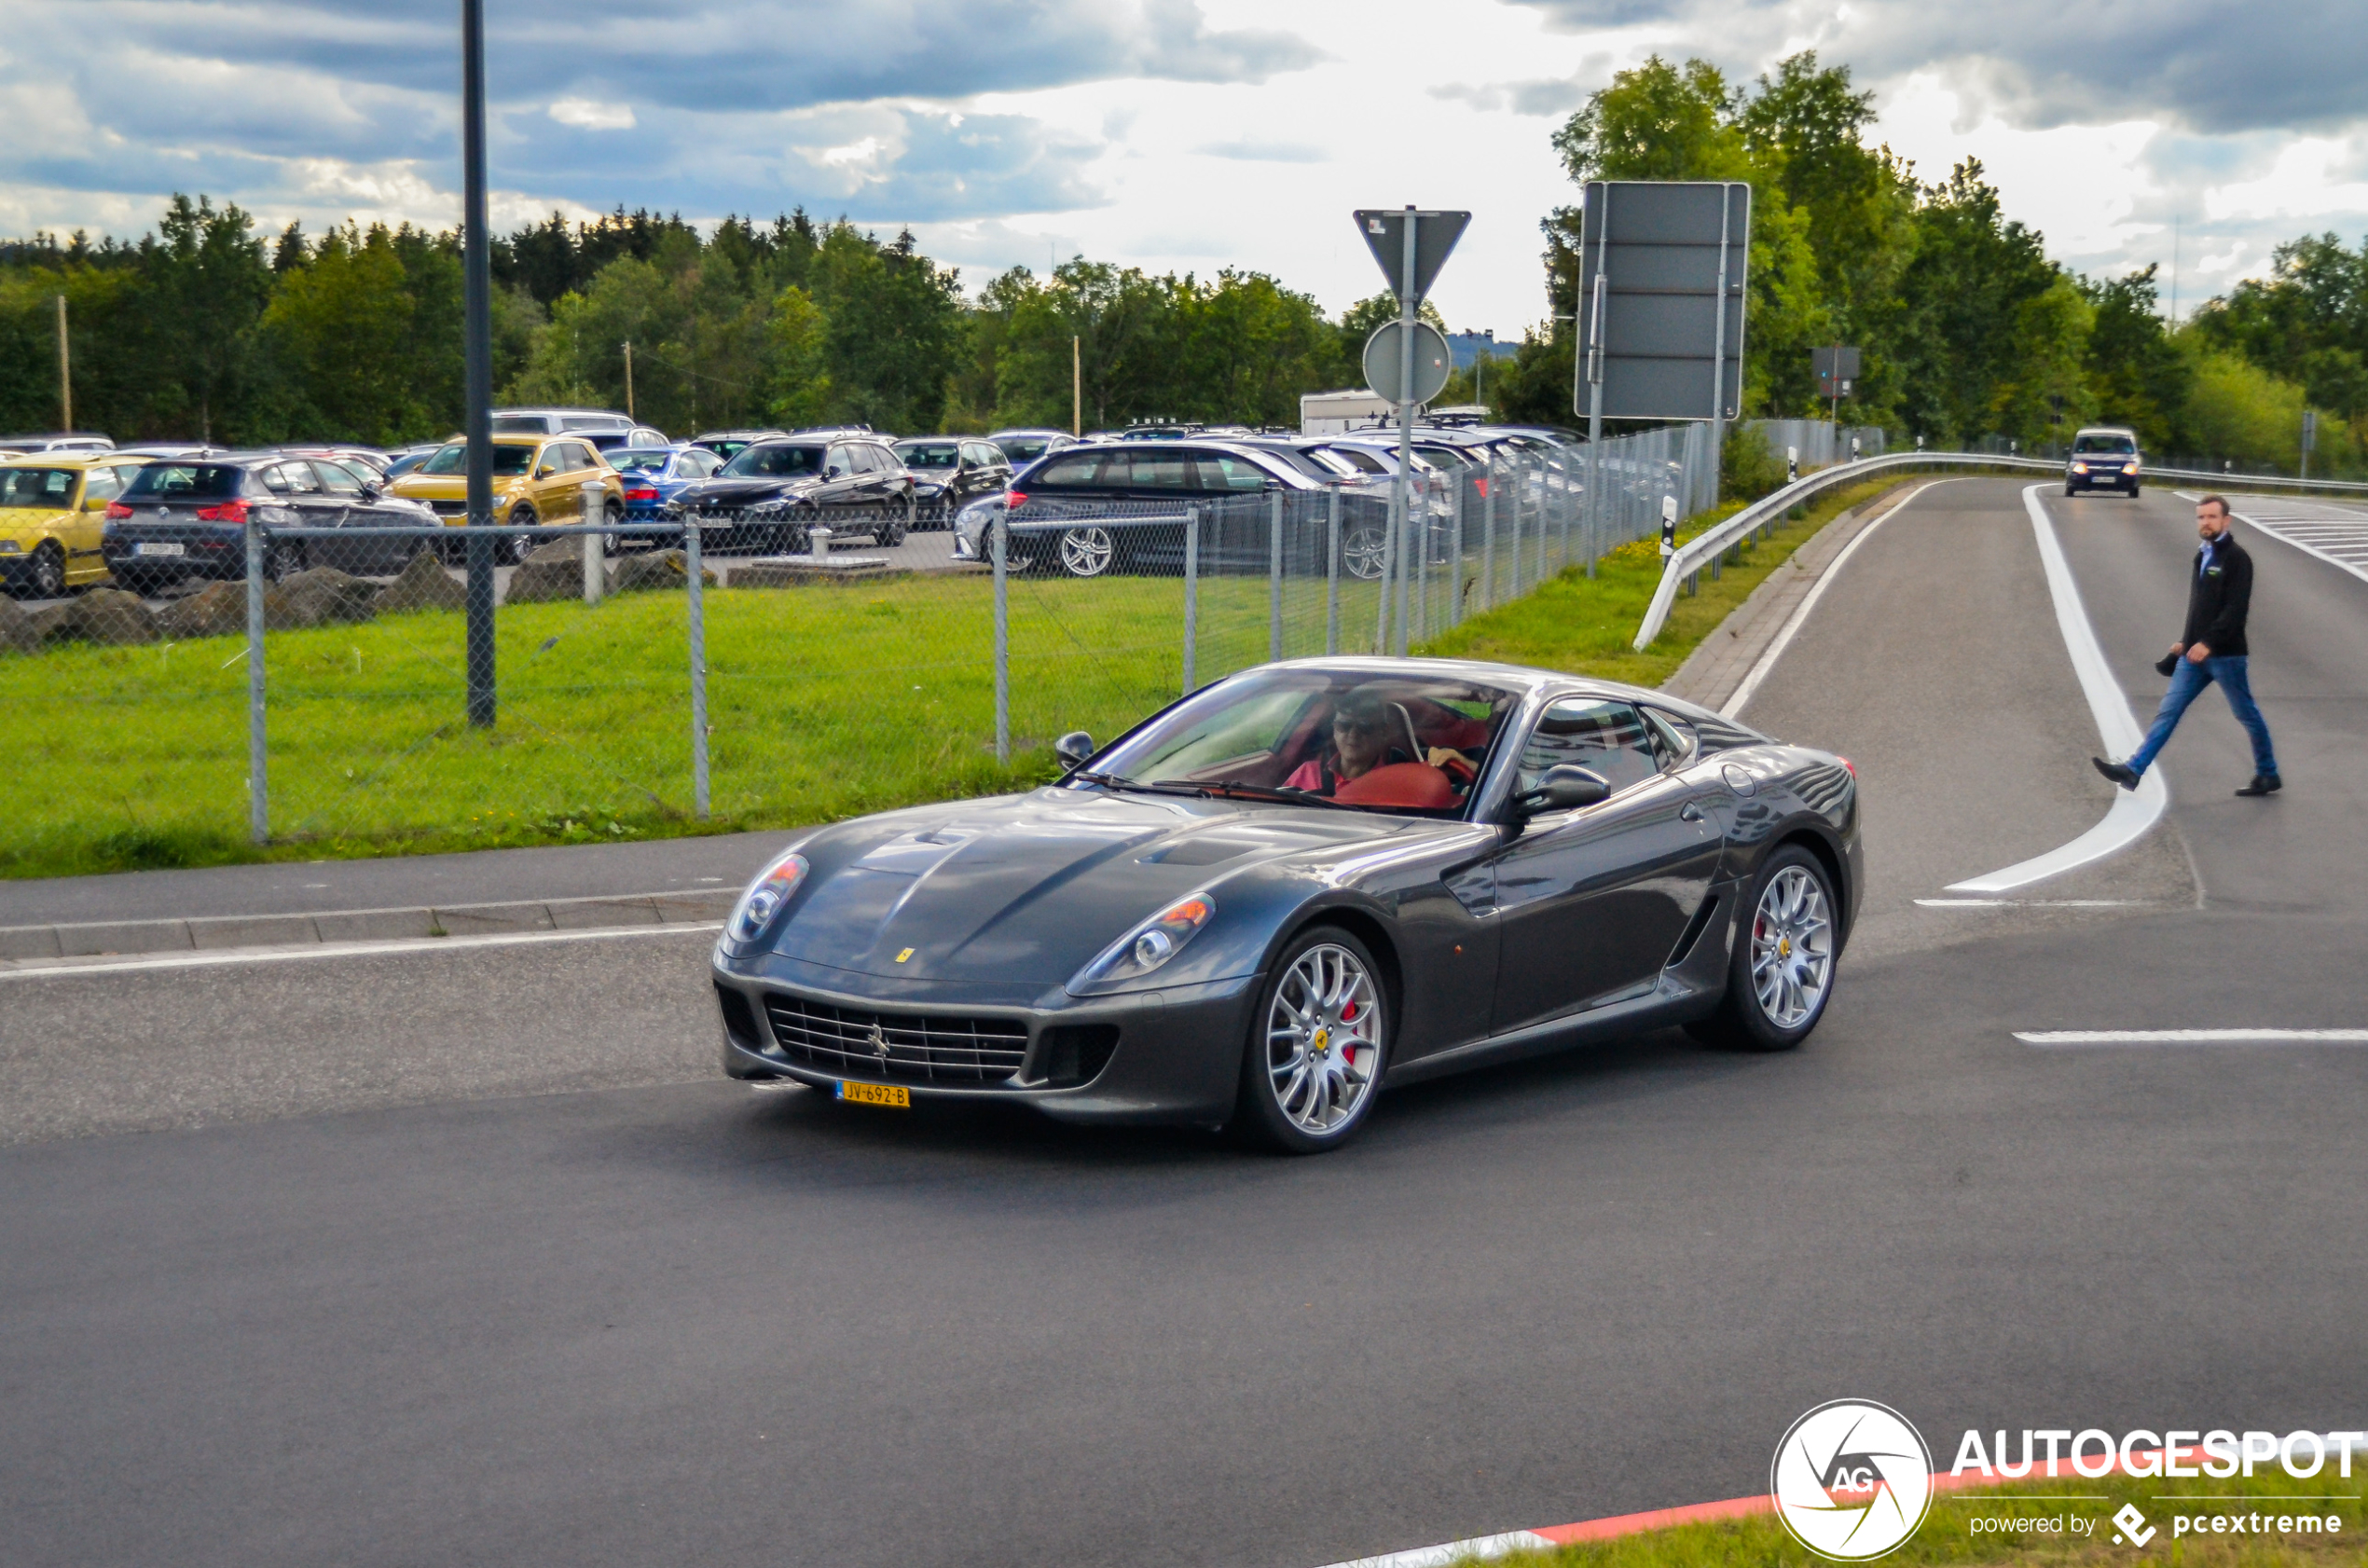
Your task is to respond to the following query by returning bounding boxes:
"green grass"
[0,475,1945,880]
[1486,1467,2363,1568]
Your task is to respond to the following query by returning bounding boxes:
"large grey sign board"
[1355,210,1470,304]
[1362,320,1452,406]
[1575,181,1750,421]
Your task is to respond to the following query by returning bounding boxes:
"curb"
[0,887,739,966]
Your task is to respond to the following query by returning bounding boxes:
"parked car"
[0,451,154,598]
[386,434,624,563]
[668,435,915,553]
[2066,427,2141,496]
[381,442,450,479]
[892,436,1012,526]
[711,657,1859,1150]
[998,439,1353,578]
[608,444,727,524]
[688,429,789,463]
[103,453,440,589]
[0,433,115,455]
[985,428,1077,467]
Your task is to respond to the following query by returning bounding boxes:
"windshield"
[490,416,549,434]
[0,468,77,508]
[998,436,1055,462]
[420,443,534,476]
[1414,445,1473,470]
[1085,667,1519,816]
[608,448,674,474]
[896,442,960,469]
[124,463,244,501]
[723,444,825,477]
[2073,433,2137,455]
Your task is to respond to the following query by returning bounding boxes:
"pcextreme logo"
[1771,1400,1935,1561]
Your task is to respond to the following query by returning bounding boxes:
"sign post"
[1812,345,1861,427]
[2303,408,2318,481]
[1355,207,1468,654]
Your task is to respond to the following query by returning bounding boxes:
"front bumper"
[712,954,1258,1125]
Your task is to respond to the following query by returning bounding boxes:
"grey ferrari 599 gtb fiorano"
[712,657,1861,1152]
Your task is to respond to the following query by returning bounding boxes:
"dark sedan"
[985,428,1076,467]
[713,657,1859,1151]
[668,436,916,553]
[103,453,436,588]
[892,436,1012,526]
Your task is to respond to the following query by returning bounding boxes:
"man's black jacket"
[2182,529,2252,657]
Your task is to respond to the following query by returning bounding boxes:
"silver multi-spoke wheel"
[1342,523,1387,580]
[1058,526,1114,577]
[1263,942,1383,1137]
[1749,864,1833,1029]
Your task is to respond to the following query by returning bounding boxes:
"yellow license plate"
[836,1080,910,1109]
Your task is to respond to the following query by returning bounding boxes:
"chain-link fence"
[1,430,1723,866]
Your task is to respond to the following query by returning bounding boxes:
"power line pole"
[54,294,70,431]
[623,339,635,420]
[1071,335,1081,436]
[461,0,497,729]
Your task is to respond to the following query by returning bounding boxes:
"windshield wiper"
[1066,769,1203,798]
[1155,779,1358,810]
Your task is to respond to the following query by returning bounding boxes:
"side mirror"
[358,483,380,502]
[1054,731,1095,770]
[1512,765,1611,817]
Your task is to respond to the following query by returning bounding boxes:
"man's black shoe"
[2236,774,2282,797]
[2093,757,2141,791]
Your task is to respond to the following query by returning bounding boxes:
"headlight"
[2071,462,2089,474]
[730,851,809,942]
[1068,893,1216,994]
[2122,463,2139,474]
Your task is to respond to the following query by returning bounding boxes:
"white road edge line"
[1722,478,1959,718]
[1314,1531,1560,1568]
[2170,489,2368,588]
[1914,899,2154,908]
[2017,1029,2368,1046]
[0,921,726,981]
[1942,487,2168,894]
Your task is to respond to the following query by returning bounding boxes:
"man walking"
[2095,493,2280,797]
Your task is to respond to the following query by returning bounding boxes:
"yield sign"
[1354,209,1470,305]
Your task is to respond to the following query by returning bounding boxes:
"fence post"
[1325,488,1341,655]
[1508,461,1524,598]
[992,513,1009,765]
[580,481,605,604]
[1183,507,1199,694]
[1481,453,1497,610]
[1411,478,1428,647]
[684,522,710,819]
[245,516,267,846]
[1450,474,1466,627]
[1268,488,1283,663]
[1392,478,1411,657]
[1372,488,1395,653]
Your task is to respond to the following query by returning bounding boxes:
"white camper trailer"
[1298,388,1416,435]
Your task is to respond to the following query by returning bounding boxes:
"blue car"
[609,444,725,525]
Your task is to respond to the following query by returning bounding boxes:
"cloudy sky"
[4,0,2362,336]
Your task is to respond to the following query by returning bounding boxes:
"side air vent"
[1033,1025,1121,1088]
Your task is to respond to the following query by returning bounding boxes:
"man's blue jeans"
[2129,654,2278,778]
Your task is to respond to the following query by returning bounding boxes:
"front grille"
[762,993,1027,1086]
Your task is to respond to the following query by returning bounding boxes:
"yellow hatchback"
[387,434,624,563]
[0,453,155,598]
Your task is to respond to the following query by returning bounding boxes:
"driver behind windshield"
[1284,688,1416,796]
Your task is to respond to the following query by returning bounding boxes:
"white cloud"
[548,97,636,131]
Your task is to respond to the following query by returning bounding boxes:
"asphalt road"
[4,479,2363,1568]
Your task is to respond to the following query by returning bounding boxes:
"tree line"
[0,53,2360,474]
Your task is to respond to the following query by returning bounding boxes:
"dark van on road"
[2066,427,2141,496]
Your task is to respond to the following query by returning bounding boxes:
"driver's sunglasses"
[1333,714,1384,736]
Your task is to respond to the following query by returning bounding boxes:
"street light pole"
[54,294,70,432]
[461,0,496,728]
[624,339,635,420]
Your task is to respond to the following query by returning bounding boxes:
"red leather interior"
[1332,762,1458,808]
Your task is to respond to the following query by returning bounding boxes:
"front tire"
[1695,846,1838,1052]
[1235,927,1390,1153]
[503,505,539,565]
[27,541,66,598]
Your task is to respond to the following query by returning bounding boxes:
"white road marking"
[1314,1531,1560,1568]
[1723,479,1961,718]
[2172,489,2368,586]
[1914,899,2155,908]
[1943,487,2169,894]
[2017,1029,2368,1046]
[0,922,724,982]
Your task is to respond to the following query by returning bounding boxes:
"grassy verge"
[1491,1468,2363,1568]
[0,470,1954,881]
[1415,473,1913,686]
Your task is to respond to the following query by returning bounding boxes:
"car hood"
[681,476,820,507]
[764,788,1411,985]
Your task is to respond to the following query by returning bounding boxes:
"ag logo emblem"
[1770,1399,1934,1560]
